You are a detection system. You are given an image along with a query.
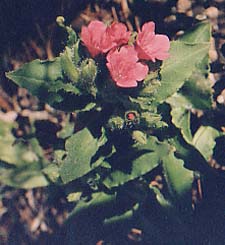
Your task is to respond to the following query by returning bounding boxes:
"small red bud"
[127,112,136,120]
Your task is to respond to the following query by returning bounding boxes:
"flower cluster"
[81,20,170,88]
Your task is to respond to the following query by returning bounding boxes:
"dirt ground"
[0,0,225,244]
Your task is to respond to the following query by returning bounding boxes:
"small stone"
[192,6,205,15]
[209,38,218,62]
[205,7,219,19]
[186,10,193,17]
[164,15,176,23]
[217,95,224,104]
[217,89,225,104]
[176,30,185,37]
[209,50,218,62]
[214,163,221,169]
[195,14,207,21]
[177,0,191,13]
[208,73,216,86]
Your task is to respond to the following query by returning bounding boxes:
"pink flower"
[81,20,113,57]
[135,22,170,62]
[106,22,131,47]
[106,45,149,88]
[81,21,131,57]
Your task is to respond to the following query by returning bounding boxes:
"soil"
[0,0,225,244]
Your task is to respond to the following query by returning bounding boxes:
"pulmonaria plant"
[5,17,219,240]
[81,20,170,87]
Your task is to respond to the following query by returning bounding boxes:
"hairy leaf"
[6,58,64,103]
[167,93,193,143]
[172,22,212,110]
[103,203,139,225]
[59,128,107,183]
[180,21,211,43]
[0,163,49,189]
[0,120,45,166]
[70,192,116,217]
[192,126,221,161]
[0,120,49,188]
[103,136,170,188]
[163,152,194,200]
[154,41,210,105]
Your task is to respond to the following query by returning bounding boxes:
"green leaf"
[78,102,97,112]
[0,163,49,189]
[149,186,172,209]
[167,93,193,143]
[0,120,49,188]
[166,22,212,110]
[48,80,80,95]
[57,115,74,139]
[163,153,194,200]
[6,55,82,106]
[170,136,211,174]
[180,73,212,110]
[6,58,65,103]
[42,164,60,183]
[0,120,44,166]
[67,192,82,202]
[59,128,107,183]
[103,136,170,188]
[103,203,139,225]
[192,126,221,161]
[70,192,116,217]
[180,21,211,43]
[154,41,210,105]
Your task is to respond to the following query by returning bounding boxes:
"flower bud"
[61,47,80,83]
[140,112,167,128]
[107,116,124,131]
[56,16,77,47]
[56,16,65,27]
[79,59,98,96]
[132,130,147,145]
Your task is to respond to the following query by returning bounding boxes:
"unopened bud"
[79,59,98,96]
[132,130,147,144]
[141,112,167,128]
[61,47,79,83]
[107,116,124,131]
[56,16,65,27]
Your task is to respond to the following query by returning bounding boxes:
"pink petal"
[88,21,107,35]
[147,35,170,61]
[80,20,108,57]
[116,79,138,88]
[119,45,138,62]
[135,21,170,62]
[135,45,150,60]
[141,21,155,34]
[109,23,131,45]
[152,35,170,52]
[80,26,90,44]
[134,63,149,81]
[106,48,120,63]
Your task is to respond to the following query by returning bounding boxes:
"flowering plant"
[4,17,223,242]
